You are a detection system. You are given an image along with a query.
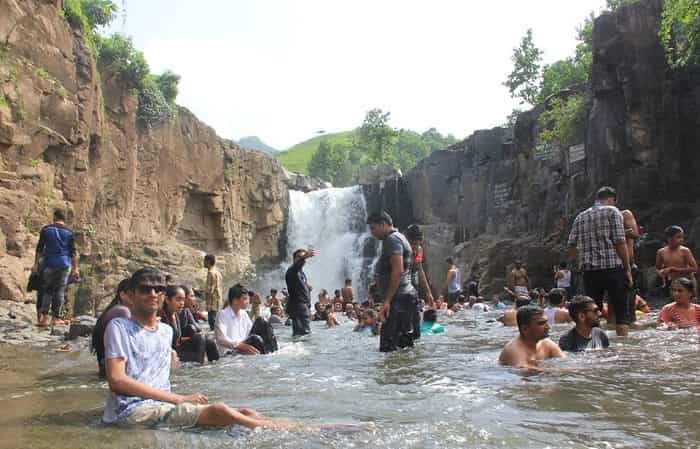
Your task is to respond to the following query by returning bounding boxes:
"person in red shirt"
[658,277,700,330]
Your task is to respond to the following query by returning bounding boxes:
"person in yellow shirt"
[203,254,223,330]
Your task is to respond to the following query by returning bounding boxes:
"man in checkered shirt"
[568,186,632,336]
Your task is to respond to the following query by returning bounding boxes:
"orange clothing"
[658,302,700,328]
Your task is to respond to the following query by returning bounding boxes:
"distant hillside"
[276,131,356,174]
[237,136,278,154]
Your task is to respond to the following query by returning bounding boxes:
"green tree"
[81,0,118,28]
[504,29,543,105]
[137,75,174,126]
[308,140,348,184]
[661,0,700,68]
[539,58,588,101]
[538,94,587,147]
[97,34,150,89]
[358,108,397,166]
[155,70,180,103]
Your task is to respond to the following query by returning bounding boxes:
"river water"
[1,312,699,449]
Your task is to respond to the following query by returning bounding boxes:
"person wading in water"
[285,248,315,337]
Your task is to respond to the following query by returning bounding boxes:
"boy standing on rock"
[203,254,223,331]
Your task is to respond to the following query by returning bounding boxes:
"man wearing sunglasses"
[102,267,294,429]
[559,295,610,352]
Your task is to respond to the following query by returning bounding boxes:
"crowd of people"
[28,184,700,431]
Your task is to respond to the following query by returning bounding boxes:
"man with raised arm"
[285,248,315,337]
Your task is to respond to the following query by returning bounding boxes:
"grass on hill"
[276,130,357,174]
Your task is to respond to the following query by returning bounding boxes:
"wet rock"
[67,315,96,340]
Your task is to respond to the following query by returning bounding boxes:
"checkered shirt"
[568,204,625,271]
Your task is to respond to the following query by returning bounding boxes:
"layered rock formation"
[0,0,289,314]
[365,0,700,296]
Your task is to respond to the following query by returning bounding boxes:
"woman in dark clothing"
[91,279,131,377]
[160,285,219,363]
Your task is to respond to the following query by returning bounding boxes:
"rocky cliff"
[0,0,289,314]
[365,0,700,296]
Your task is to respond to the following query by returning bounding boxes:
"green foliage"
[56,85,69,99]
[81,0,118,28]
[539,58,588,100]
[36,68,50,80]
[0,94,7,108]
[504,29,543,106]
[154,70,180,103]
[97,34,150,89]
[137,76,174,127]
[358,108,398,166]
[538,94,587,147]
[661,0,700,68]
[308,140,349,184]
[277,131,356,174]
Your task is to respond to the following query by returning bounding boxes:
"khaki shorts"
[125,402,205,428]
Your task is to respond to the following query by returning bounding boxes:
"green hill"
[237,136,278,154]
[277,130,357,174]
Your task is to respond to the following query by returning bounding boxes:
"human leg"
[207,310,216,331]
[606,267,631,336]
[197,402,294,429]
[583,270,606,310]
[177,334,207,363]
[205,335,220,362]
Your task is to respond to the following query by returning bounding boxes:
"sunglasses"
[136,284,167,295]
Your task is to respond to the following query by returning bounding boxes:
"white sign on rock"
[569,144,585,163]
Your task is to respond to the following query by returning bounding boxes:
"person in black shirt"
[367,211,418,352]
[559,295,610,352]
[285,248,315,336]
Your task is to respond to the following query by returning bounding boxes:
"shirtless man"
[508,261,530,298]
[621,210,640,268]
[340,279,354,304]
[499,305,565,369]
[656,226,698,296]
[497,296,531,327]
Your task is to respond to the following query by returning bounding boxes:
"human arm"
[656,249,667,277]
[441,270,455,296]
[680,248,698,276]
[417,265,434,304]
[621,210,640,240]
[33,228,45,271]
[379,254,404,321]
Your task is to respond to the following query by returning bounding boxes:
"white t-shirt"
[215,306,252,350]
[102,318,173,424]
[556,270,572,288]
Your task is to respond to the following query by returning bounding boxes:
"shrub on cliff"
[537,94,586,148]
[97,34,150,89]
[661,0,700,68]
[137,76,175,127]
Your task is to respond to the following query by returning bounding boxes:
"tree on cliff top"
[504,29,543,106]
[661,0,700,68]
[359,109,398,166]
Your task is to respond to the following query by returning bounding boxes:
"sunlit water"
[1,311,698,449]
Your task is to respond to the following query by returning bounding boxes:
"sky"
[107,0,608,150]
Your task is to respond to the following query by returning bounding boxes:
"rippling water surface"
[1,310,698,449]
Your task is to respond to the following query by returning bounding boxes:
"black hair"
[91,278,130,375]
[345,278,352,285]
[559,261,567,269]
[547,288,565,306]
[366,211,393,226]
[228,283,248,304]
[596,186,617,200]
[334,289,341,295]
[515,297,531,308]
[665,225,684,240]
[181,284,195,296]
[671,277,695,293]
[165,284,185,300]
[292,248,306,259]
[516,305,543,333]
[446,257,455,265]
[325,304,333,311]
[405,224,424,242]
[567,295,595,322]
[423,309,437,323]
[53,209,66,221]
[127,267,165,291]
[204,254,216,266]
[271,288,278,294]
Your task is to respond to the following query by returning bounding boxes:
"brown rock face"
[0,1,289,312]
[365,0,700,297]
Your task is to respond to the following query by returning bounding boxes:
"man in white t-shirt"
[103,267,293,429]
[214,283,263,355]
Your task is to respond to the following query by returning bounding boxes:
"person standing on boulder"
[33,209,78,327]
[285,248,315,337]
[203,254,223,331]
[367,211,418,352]
[568,186,632,337]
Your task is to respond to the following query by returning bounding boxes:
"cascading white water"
[254,186,375,303]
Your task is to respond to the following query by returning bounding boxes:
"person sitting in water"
[312,302,327,321]
[419,309,445,335]
[325,304,340,328]
[266,289,281,308]
[559,296,609,352]
[499,305,565,369]
[354,310,380,335]
[544,288,571,325]
[658,277,700,330]
[92,279,131,378]
[268,306,285,326]
[215,284,278,355]
[469,296,490,312]
[332,289,344,312]
[103,268,293,429]
[635,293,651,315]
[345,303,358,321]
[491,295,508,310]
[435,295,448,310]
[497,296,531,327]
[182,285,208,323]
[159,285,220,364]
[318,289,331,307]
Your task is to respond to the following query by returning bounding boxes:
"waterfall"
[254,186,376,303]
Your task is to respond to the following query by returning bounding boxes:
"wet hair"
[423,309,437,323]
[446,257,455,265]
[366,211,393,226]
[334,289,341,296]
[671,277,695,293]
[228,283,248,304]
[270,288,278,294]
[292,248,306,260]
[204,254,216,266]
[127,267,165,291]
[91,278,130,361]
[559,262,567,269]
[515,296,531,308]
[596,186,617,200]
[567,295,595,322]
[345,278,352,285]
[665,225,684,240]
[548,288,566,306]
[405,224,424,242]
[53,209,66,221]
[516,305,543,334]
